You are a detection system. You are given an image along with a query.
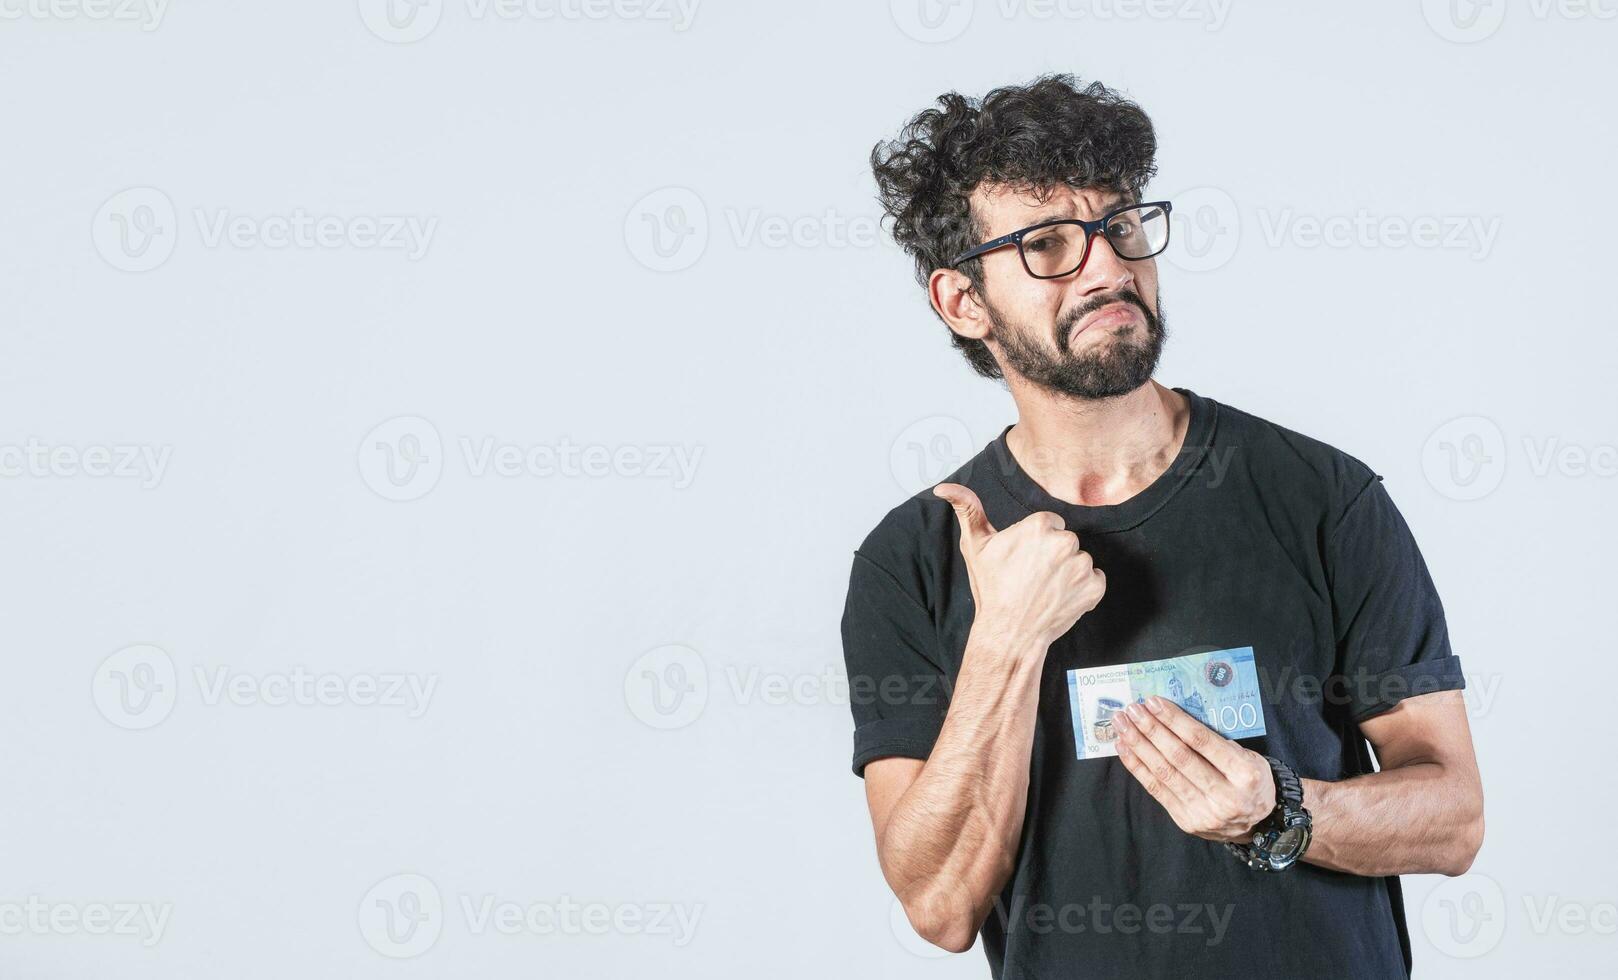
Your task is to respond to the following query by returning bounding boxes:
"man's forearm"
[1301,763,1484,876]
[877,624,1045,951]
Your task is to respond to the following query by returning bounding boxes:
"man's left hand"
[1112,697,1276,844]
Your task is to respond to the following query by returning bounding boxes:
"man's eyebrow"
[1020,198,1136,227]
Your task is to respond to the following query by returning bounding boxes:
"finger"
[1114,715,1199,809]
[933,483,997,551]
[1023,510,1065,533]
[1143,696,1249,774]
[1118,702,1225,794]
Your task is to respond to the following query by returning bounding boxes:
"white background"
[2,0,1614,976]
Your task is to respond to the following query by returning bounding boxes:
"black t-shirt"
[841,389,1463,980]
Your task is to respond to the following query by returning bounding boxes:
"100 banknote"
[1066,647,1265,760]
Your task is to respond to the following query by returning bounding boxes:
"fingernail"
[1146,697,1165,714]
[1125,703,1146,721]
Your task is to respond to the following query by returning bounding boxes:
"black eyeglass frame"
[948,200,1174,279]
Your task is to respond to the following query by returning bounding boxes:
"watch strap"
[1266,755,1304,812]
[1226,756,1311,872]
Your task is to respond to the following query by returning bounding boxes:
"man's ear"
[928,267,990,342]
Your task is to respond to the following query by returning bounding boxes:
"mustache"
[1056,289,1152,348]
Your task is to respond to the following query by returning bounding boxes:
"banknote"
[1066,647,1265,760]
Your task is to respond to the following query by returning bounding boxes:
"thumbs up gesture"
[933,483,1106,651]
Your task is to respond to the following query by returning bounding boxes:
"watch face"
[1272,826,1307,860]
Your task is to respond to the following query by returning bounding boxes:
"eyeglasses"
[949,201,1173,280]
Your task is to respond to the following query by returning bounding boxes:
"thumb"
[933,483,997,552]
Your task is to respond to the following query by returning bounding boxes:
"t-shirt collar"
[984,387,1219,535]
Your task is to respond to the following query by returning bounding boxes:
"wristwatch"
[1226,755,1312,872]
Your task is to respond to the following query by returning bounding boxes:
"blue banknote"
[1066,647,1265,760]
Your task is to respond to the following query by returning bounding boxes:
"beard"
[988,288,1166,400]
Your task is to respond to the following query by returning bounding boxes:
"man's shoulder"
[854,487,957,571]
[1209,394,1383,514]
[850,440,1002,582]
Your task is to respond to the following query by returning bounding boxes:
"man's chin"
[988,296,1166,399]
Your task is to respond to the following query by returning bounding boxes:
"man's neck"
[1004,379,1191,507]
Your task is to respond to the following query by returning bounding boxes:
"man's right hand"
[933,483,1106,650]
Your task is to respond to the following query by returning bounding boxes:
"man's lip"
[1072,302,1142,337]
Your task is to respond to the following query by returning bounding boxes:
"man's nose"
[1075,233,1136,293]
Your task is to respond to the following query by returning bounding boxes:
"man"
[842,75,1483,979]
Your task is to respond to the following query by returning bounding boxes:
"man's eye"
[1108,223,1137,239]
[1025,237,1056,252]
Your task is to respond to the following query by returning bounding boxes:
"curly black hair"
[871,75,1159,379]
